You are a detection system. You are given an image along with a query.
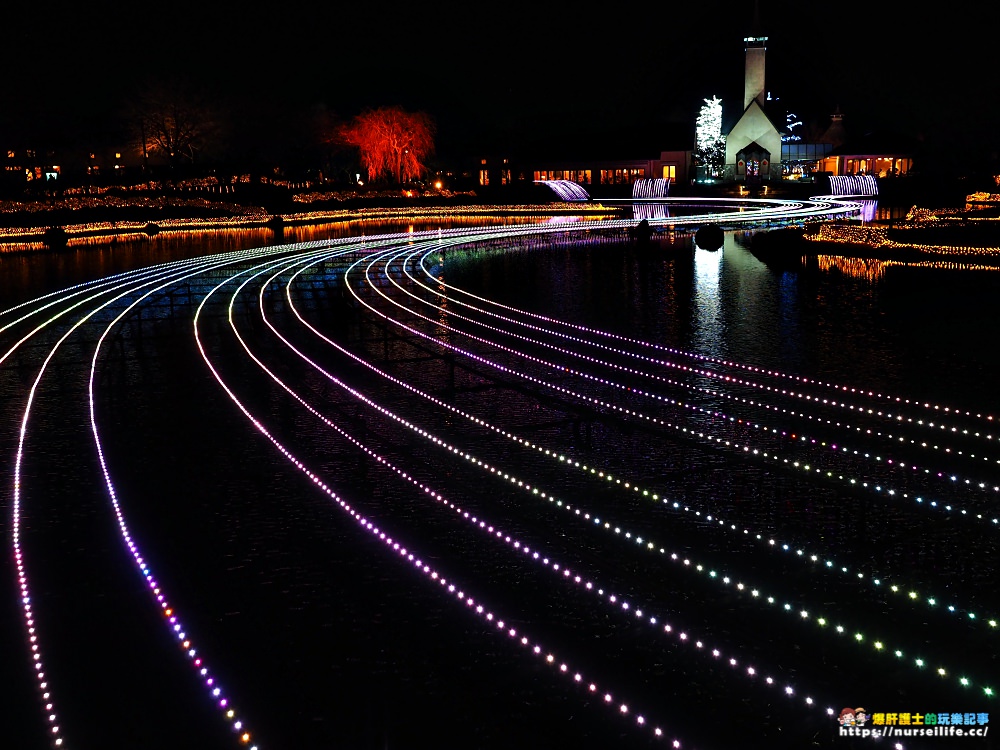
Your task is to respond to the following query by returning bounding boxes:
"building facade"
[724,30,782,182]
[478,150,693,195]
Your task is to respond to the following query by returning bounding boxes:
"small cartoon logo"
[839,707,856,726]
[854,708,868,726]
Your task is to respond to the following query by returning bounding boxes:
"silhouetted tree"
[339,106,435,184]
[129,81,226,172]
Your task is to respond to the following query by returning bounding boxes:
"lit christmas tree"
[695,96,726,178]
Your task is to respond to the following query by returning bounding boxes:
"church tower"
[724,1,782,182]
[743,5,767,110]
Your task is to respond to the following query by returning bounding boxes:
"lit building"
[477,149,693,197]
[2,148,58,185]
[724,14,782,183]
[815,128,915,178]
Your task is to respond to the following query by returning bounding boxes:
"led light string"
[231,257,849,723]
[284,253,1000,635]
[7,240,370,748]
[357,245,985,557]
[273,250,994,693]
[268,253,991,703]
[415,241,997,427]
[401,242,1000,479]
[3,207,899,748]
[193,266,684,748]
[329,245,1000,636]
[263,281,858,724]
[406,243,1000,477]
[86,248,338,748]
[1,203,960,744]
[352,248,1000,531]
[396,243,1000,501]
[392,245,1000,528]
[9,256,274,749]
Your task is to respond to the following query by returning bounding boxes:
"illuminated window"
[6,151,13,159]
[479,169,489,186]
[662,165,676,181]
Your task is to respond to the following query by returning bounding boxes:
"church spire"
[743,1,767,110]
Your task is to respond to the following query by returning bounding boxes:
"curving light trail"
[324,241,998,688]
[5,202,994,750]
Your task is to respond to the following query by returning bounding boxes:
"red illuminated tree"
[339,107,435,184]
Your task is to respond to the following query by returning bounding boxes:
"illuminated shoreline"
[0,203,626,253]
[0,196,863,254]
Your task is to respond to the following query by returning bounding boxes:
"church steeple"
[726,0,782,182]
[743,0,768,110]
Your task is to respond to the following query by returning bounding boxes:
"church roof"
[726,98,784,138]
[819,111,846,148]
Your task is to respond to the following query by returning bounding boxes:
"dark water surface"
[2,216,997,750]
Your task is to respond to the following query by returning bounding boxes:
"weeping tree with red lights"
[339,106,435,185]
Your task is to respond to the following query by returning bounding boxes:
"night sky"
[2,2,996,163]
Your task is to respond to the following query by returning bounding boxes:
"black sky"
[3,2,996,162]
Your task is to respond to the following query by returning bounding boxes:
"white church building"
[724,21,783,182]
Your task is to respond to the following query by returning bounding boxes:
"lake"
[2,209,996,750]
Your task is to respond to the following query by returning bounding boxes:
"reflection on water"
[632,201,673,222]
[856,199,878,223]
[0,216,564,309]
[851,199,909,223]
[440,224,1000,400]
[872,200,911,222]
[817,255,890,281]
[692,243,723,356]
[628,201,752,222]
[817,253,1000,282]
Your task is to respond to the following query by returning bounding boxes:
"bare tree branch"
[128,81,226,171]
